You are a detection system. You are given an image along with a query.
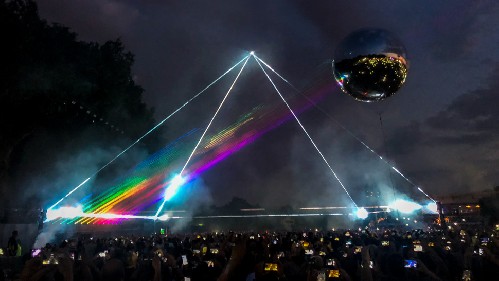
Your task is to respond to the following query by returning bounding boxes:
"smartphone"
[414,244,423,252]
[264,263,278,271]
[382,241,389,246]
[328,269,340,278]
[404,259,417,268]
[31,249,41,257]
[327,258,335,267]
[182,255,188,265]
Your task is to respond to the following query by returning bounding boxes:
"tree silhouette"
[0,0,163,207]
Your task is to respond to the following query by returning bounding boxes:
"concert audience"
[1,226,498,281]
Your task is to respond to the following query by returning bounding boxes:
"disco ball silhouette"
[333,28,408,102]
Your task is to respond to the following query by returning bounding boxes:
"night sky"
[34,0,499,209]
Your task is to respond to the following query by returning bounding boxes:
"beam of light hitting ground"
[253,55,358,208]
[254,54,436,204]
[49,56,347,223]
[155,55,252,218]
[48,55,250,211]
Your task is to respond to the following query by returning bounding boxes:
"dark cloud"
[386,63,499,197]
[428,87,499,137]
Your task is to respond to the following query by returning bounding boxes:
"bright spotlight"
[356,207,369,219]
[389,199,422,214]
[46,206,84,222]
[163,174,185,201]
[157,214,170,221]
[250,51,255,55]
[426,202,438,214]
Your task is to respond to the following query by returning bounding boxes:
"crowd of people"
[1,225,498,281]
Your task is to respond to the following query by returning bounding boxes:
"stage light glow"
[46,206,84,221]
[356,207,369,219]
[426,202,438,214]
[164,174,185,201]
[389,199,422,214]
[157,214,170,221]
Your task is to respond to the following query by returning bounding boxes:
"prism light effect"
[49,64,334,224]
[47,53,425,224]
